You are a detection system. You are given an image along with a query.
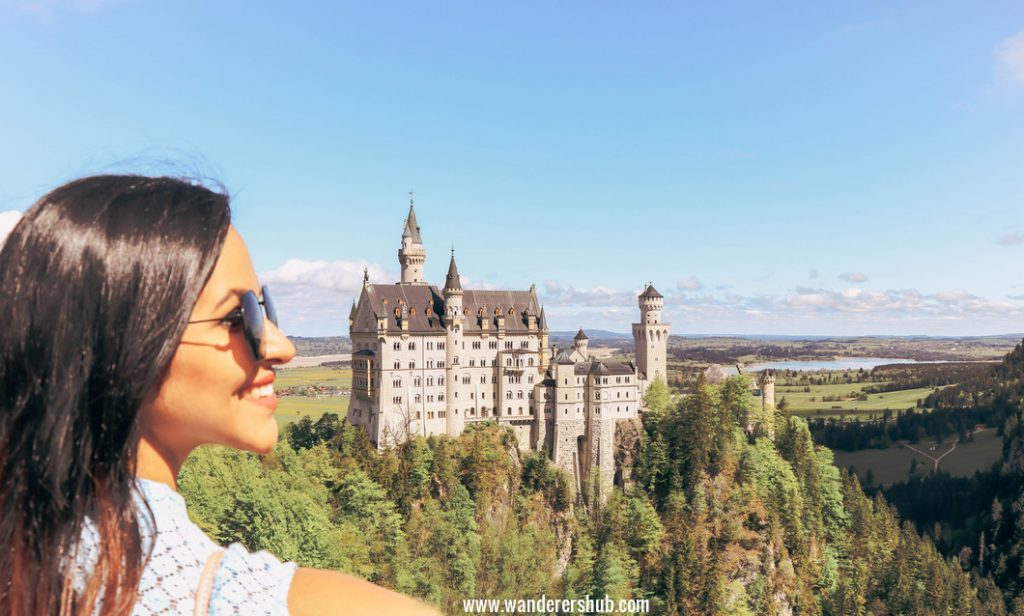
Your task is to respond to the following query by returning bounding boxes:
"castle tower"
[398,197,426,284]
[573,329,589,359]
[632,284,670,388]
[444,251,465,437]
[539,305,550,370]
[757,369,776,437]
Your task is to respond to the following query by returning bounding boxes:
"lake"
[741,357,923,372]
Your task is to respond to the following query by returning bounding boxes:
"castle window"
[564,379,567,385]
[595,392,601,400]
[626,405,630,411]
[393,379,401,387]
[489,341,498,349]
[508,308,514,316]
[480,375,486,384]
[427,341,434,350]
[492,376,497,384]
[414,394,421,403]
[439,411,446,418]
[414,377,421,387]
[439,377,445,386]
[506,391,512,400]
[439,394,445,401]
[528,358,534,367]
[409,361,415,369]
[427,360,434,369]
[521,341,529,349]
[393,361,400,369]
[417,411,421,419]
[506,407,511,415]
[427,411,434,419]
[393,342,400,350]
[472,341,481,350]
[427,395,434,403]
[462,376,470,384]
[517,391,524,399]
[505,341,513,349]
[453,356,459,365]
[439,342,446,350]
[564,394,568,400]
[427,377,434,386]
[469,359,476,367]
[470,392,475,399]
[528,375,533,384]
[506,358,512,367]
[518,406,523,414]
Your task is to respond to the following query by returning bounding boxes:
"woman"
[0,175,437,615]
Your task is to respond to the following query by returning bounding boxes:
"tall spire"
[403,195,422,244]
[539,304,548,330]
[445,249,462,291]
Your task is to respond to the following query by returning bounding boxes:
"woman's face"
[141,226,296,457]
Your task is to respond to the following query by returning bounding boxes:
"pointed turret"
[398,196,426,284]
[445,250,462,291]
[539,305,548,330]
[573,328,589,358]
[348,299,357,327]
[403,202,423,244]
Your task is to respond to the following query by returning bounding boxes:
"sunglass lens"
[262,285,278,327]
[241,291,264,359]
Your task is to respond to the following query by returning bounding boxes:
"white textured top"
[74,479,296,615]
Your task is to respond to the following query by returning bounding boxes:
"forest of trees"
[808,406,1004,451]
[176,371,1018,614]
[866,339,1024,612]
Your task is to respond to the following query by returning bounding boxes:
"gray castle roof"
[351,284,544,335]
[640,284,663,299]
[574,329,588,341]
[574,360,635,376]
[555,350,574,364]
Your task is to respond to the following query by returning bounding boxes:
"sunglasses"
[187,285,279,360]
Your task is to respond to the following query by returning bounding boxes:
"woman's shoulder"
[136,478,296,615]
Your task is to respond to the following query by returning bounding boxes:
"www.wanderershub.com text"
[462,595,650,614]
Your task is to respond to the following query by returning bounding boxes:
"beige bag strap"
[194,549,225,616]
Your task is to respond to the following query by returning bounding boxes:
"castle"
[346,202,669,498]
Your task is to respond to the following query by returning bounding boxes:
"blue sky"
[2,1,1024,337]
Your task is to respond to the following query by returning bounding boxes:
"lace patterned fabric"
[73,478,296,615]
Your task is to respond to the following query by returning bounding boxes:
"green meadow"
[832,428,1004,487]
[778,382,934,418]
[274,366,352,427]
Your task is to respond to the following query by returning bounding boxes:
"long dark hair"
[0,175,231,615]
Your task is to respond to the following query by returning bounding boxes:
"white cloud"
[0,211,22,246]
[838,272,868,283]
[998,30,1024,86]
[997,232,1024,246]
[676,276,703,291]
[539,280,636,308]
[260,258,395,336]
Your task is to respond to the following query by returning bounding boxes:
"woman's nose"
[262,320,296,365]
